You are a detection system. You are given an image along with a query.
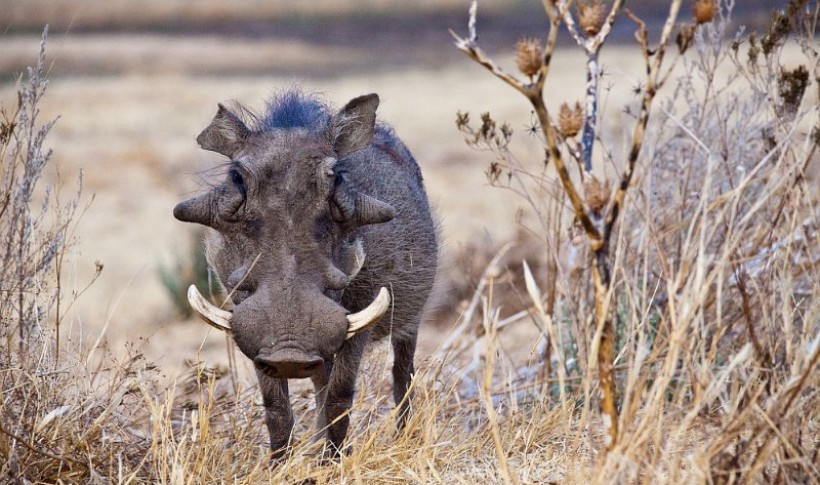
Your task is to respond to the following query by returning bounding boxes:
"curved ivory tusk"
[346,287,390,339]
[187,285,233,333]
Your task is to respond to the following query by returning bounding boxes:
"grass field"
[1,1,818,483]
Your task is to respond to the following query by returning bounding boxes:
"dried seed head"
[515,37,543,79]
[455,110,470,131]
[676,23,696,54]
[559,102,584,138]
[0,120,15,145]
[692,0,717,25]
[578,1,604,36]
[777,64,809,117]
[584,176,611,213]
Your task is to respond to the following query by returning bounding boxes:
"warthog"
[173,89,438,458]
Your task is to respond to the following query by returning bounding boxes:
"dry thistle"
[559,102,584,138]
[692,0,718,25]
[761,9,793,56]
[677,23,696,54]
[747,33,761,66]
[515,37,543,79]
[455,110,470,131]
[584,176,611,213]
[0,120,15,144]
[578,1,605,36]
[777,64,809,117]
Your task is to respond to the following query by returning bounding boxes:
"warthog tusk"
[188,285,233,333]
[346,287,390,339]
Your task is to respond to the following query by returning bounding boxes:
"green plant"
[158,228,219,317]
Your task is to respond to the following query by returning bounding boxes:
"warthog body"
[173,89,438,457]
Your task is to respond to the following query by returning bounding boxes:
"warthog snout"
[254,348,324,379]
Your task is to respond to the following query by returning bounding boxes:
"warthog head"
[174,92,393,379]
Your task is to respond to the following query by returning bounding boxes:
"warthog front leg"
[391,329,418,430]
[310,363,332,439]
[255,368,293,459]
[312,333,367,458]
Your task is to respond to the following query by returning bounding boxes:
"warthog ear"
[333,94,379,158]
[197,103,250,158]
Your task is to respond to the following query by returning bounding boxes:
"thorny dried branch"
[453,0,685,452]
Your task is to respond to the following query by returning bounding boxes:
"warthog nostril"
[254,350,323,379]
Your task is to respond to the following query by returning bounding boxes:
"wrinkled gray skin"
[173,91,437,458]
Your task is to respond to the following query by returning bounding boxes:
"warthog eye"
[229,168,246,197]
[230,168,244,188]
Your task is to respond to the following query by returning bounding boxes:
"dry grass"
[2,2,819,484]
[447,0,820,481]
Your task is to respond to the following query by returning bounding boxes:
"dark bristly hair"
[255,89,331,132]
[251,88,410,162]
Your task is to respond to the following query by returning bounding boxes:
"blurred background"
[0,0,785,373]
